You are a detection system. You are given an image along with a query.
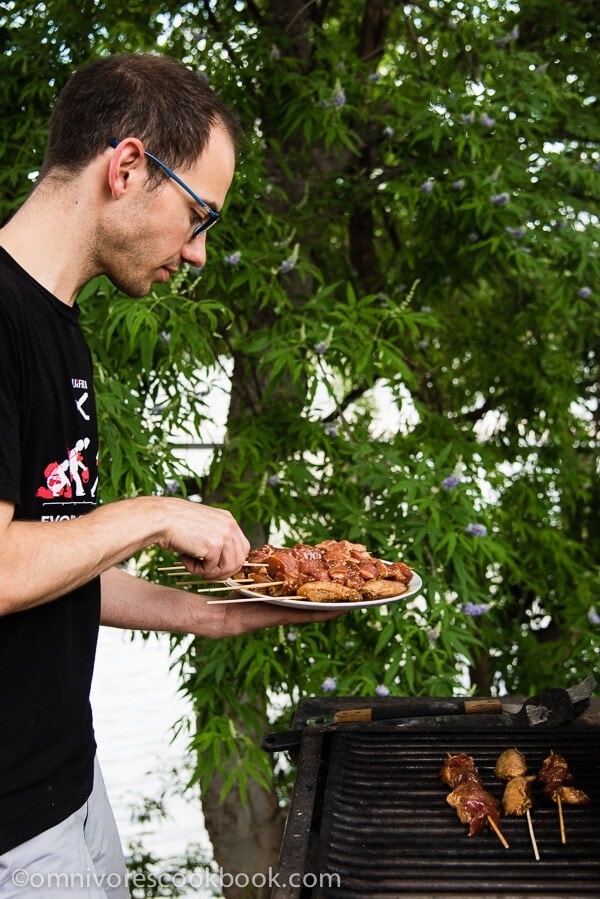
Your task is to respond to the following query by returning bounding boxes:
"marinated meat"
[538,750,592,805]
[501,775,535,816]
[495,747,528,781]
[296,582,362,603]
[361,579,409,600]
[236,539,413,601]
[446,782,502,836]
[439,753,483,789]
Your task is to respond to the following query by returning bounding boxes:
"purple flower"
[321,677,337,692]
[506,226,526,238]
[491,192,510,206]
[333,89,346,108]
[279,257,295,273]
[224,251,242,265]
[160,330,171,344]
[462,113,475,125]
[578,287,592,299]
[420,179,435,194]
[325,423,339,438]
[443,474,461,490]
[287,629,298,642]
[383,126,395,139]
[270,45,281,60]
[480,113,496,127]
[452,179,465,190]
[165,480,179,495]
[588,608,600,626]
[368,72,382,83]
[267,475,281,487]
[466,523,488,537]
[375,685,390,697]
[313,342,328,355]
[467,232,479,243]
[459,602,490,616]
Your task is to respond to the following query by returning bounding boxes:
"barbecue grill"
[268,696,600,898]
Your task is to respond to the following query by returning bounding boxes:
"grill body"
[272,699,600,898]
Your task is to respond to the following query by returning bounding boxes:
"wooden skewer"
[159,562,267,574]
[176,579,271,589]
[199,580,287,597]
[181,583,246,592]
[207,596,282,605]
[526,809,540,860]
[486,816,509,849]
[557,794,566,844]
[173,578,255,586]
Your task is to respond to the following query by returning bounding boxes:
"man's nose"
[181,233,207,268]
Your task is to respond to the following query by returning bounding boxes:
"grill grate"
[275,726,600,898]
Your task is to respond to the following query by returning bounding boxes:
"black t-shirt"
[0,247,100,853]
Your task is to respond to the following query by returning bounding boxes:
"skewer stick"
[207,592,299,605]
[487,816,509,849]
[175,578,255,587]
[180,583,246,592]
[158,562,267,573]
[196,580,286,597]
[557,794,566,844]
[526,809,540,861]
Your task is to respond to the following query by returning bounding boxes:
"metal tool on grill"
[261,673,596,753]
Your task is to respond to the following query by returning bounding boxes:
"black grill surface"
[273,721,600,898]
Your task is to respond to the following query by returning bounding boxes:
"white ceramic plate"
[224,571,422,610]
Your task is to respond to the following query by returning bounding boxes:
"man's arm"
[0,495,249,617]
[100,565,343,638]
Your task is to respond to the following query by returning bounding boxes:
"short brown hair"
[41,53,242,178]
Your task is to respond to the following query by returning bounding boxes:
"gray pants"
[0,757,128,898]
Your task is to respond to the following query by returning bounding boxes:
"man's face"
[100,125,235,298]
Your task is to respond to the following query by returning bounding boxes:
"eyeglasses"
[108,139,220,236]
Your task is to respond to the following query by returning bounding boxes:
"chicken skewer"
[537,750,592,844]
[439,752,509,848]
[494,748,539,861]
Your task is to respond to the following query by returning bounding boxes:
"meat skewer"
[494,748,539,861]
[537,750,592,844]
[439,752,509,848]
[234,539,413,600]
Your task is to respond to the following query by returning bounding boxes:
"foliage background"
[1,0,599,886]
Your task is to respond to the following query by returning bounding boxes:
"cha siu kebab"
[495,748,535,815]
[537,750,591,845]
[537,751,592,807]
[235,540,413,601]
[439,752,508,847]
[495,748,539,860]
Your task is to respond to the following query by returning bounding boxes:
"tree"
[1,1,598,894]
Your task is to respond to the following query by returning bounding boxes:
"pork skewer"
[537,750,592,844]
[494,748,539,861]
[439,752,509,848]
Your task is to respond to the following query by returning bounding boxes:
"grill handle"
[332,697,503,724]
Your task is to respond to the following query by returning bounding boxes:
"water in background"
[91,626,211,868]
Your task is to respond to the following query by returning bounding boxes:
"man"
[0,54,340,897]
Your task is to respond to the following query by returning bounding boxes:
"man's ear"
[107,138,146,198]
